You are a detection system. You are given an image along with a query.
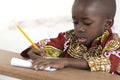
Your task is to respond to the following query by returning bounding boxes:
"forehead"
[72,0,106,18]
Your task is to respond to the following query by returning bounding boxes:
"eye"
[84,22,92,26]
[83,18,92,26]
[73,21,79,25]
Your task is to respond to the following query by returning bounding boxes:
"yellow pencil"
[17,25,41,51]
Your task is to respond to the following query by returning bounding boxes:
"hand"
[27,47,46,60]
[32,58,68,70]
[32,58,89,70]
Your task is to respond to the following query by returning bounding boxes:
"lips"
[78,37,87,43]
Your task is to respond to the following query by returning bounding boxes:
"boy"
[21,0,120,75]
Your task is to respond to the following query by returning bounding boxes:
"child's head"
[72,0,116,47]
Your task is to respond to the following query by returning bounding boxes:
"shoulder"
[56,29,74,37]
[113,33,120,43]
[103,33,120,52]
[65,29,75,39]
[113,33,120,50]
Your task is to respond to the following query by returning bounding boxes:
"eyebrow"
[72,16,90,20]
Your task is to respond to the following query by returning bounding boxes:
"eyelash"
[84,22,91,26]
[73,21,92,26]
[73,21,78,25]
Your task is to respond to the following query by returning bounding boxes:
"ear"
[104,18,114,29]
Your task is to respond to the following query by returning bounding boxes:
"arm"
[65,58,89,70]
[85,50,120,74]
[32,57,90,70]
[20,32,65,59]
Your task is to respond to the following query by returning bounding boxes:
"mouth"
[78,37,87,43]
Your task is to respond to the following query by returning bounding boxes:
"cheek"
[87,32,97,40]
[89,22,105,36]
[86,28,104,41]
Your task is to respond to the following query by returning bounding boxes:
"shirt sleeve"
[86,50,120,75]
[20,32,65,58]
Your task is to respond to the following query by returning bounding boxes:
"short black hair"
[73,0,116,18]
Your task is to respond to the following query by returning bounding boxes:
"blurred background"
[0,0,119,79]
[0,0,120,53]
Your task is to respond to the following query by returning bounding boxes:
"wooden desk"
[0,49,119,80]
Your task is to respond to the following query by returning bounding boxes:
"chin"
[80,42,87,45]
[81,42,91,47]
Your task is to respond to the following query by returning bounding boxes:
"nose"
[75,24,85,33]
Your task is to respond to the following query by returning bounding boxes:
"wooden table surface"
[0,49,119,80]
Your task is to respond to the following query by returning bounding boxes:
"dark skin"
[72,0,113,47]
[27,0,115,70]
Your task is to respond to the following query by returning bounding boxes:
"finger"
[48,64,64,69]
[32,59,44,66]
[39,49,46,57]
[37,61,50,70]
[31,47,41,56]
[32,60,50,70]
[32,61,44,70]
[32,58,47,67]
[40,61,51,69]
[28,51,39,60]
[32,65,38,70]
[30,47,47,57]
[28,48,42,60]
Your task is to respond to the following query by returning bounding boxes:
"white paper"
[10,57,56,71]
[11,57,32,68]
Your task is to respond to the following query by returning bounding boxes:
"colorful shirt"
[21,29,120,75]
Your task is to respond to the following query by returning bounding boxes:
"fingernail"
[39,66,44,69]
[33,65,38,70]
